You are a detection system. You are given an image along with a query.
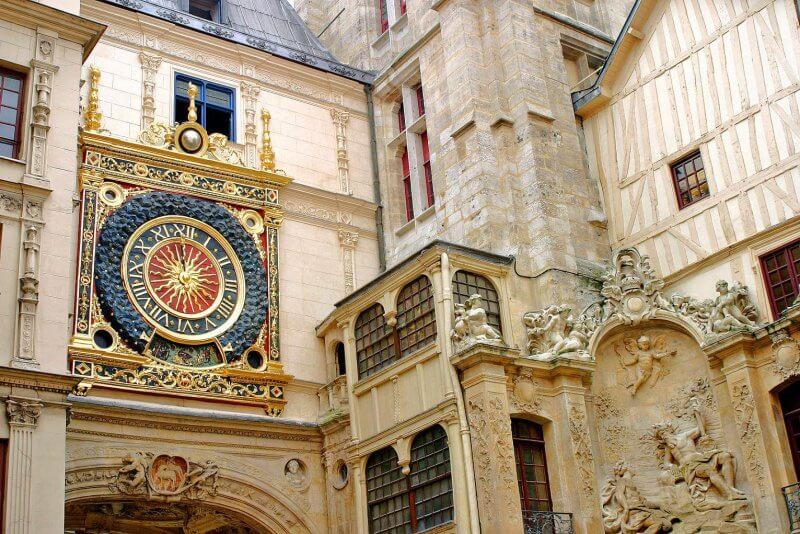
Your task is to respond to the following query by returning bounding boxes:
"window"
[671,150,709,209]
[396,276,437,356]
[415,85,425,118]
[355,277,437,380]
[421,132,433,208]
[400,0,407,16]
[0,68,24,159]
[335,342,346,376]
[174,74,235,141]
[512,419,552,513]
[401,149,414,221]
[397,102,406,133]
[378,0,389,33]
[366,426,454,534]
[187,0,220,21]
[452,271,502,333]
[761,240,800,317]
[355,304,397,379]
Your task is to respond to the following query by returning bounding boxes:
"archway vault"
[65,457,314,534]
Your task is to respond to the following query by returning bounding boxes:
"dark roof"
[100,0,374,84]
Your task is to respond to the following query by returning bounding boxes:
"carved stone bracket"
[138,53,163,130]
[330,109,350,194]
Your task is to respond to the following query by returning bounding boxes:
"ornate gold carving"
[260,109,276,171]
[207,133,245,166]
[267,225,280,361]
[187,82,199,123]
[84,66,102,132]
[138,122,172,148]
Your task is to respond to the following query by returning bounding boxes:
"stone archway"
[65,452,315,534]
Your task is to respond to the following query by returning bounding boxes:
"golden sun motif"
[147,238,221,316]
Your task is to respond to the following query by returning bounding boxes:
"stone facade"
[1,0,800,532]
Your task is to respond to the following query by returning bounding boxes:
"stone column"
[25,30,58,188]
[4,398,42,534]
[330,108,351,194]
[453,343,523,533]
[13,225,41,368]
[707,334,783,533]
[338,230,359,294]
[241,82,261,168]
[138,52,162,130]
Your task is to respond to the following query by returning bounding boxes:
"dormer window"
[187,0,220,22]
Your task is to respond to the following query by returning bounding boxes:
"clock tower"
[69,75,291,415]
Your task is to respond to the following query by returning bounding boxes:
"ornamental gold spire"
[187,82,199,123]
[260,109,276,171]
[83,66,102,132]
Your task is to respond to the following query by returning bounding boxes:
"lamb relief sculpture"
[113,452,219,500]
[451,294,502,349]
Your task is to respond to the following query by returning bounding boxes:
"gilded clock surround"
[70,69,291,415]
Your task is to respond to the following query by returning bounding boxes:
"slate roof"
[100,0,373,83]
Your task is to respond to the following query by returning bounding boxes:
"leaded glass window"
[355,304,397,379]
[452,270,502,333]
[396,276,436,357]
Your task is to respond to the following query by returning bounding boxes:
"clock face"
[122,216,245,343]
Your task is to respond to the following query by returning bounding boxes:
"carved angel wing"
[616,339,639,366]
[653,335,667,352]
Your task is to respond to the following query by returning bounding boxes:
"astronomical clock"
[69,76,291,415]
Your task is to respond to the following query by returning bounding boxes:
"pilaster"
[241,82,261,168]
[4,398,42,534]
[13,225,41,369]
[331,108,351,194]
[138,52,163,130]
[338,229,359,294]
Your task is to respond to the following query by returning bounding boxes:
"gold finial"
[84,66,102,132]
[260,109,276,171]
[187,82,199,123]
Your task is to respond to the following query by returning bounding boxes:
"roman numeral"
[176,319,196,334]
[223,278,237,292]
[204,317,217,329]
[173,224,196,240]
[217,297,235,317]
[134,241,151,254]
[128,262,144,279]
[131,280,148,298]
[150,307,170,326]
[151,226,170,241]
[218,256,231,267]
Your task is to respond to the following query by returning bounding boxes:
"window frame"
[401,148,414,222]
[396,275,437,357]
[0,67,26,160]
[670,150,709,210]
[512,419,552,513]
[451,270,503,334]
[421,131,433,208]
[378,0,390,33]
[174,73,236,141]
[355,303,399,380]
[760,237,800,319]
[415,84,425,118]
[187,0,221,22]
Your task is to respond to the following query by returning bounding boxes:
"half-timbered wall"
[583,0,800,312]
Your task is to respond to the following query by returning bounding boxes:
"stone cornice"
[282,182,377,236]
[0,366,81,395]
[1,0,106,60]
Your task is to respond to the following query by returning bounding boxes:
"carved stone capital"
[138,52,163,72]
[338,230,359,248]
[6,399,42,427]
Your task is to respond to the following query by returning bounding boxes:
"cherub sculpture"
[523,305,590,357]
[116,453,147,493]
[615,335,676,396]
[450,294,500,346]
[708,280,758,334]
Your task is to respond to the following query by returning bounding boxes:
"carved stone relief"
[567,404,596,501]
[138,53,162,130]
[770,329,800,379]
[451,294,502,351]
[330,109,351,194]
[731,383,766,496]
[111,452,219,499]
[523,304,591,359]
[615,335,676,397]
[284,459,309,491]
[338,230,358,294]
[240,82,261,168]
[509,369,541,414]
[14,225,41,368]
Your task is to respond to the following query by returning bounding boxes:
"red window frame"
[671,150,709,209]
[415,84,425,117]
[400,0,407,16]
[0,68,25,160]
[421,132,433,208]
[401,148,414,221]
[398,101,406,132]
[512,419,552,513]
[760,238,800,319]
[378,0,389,33]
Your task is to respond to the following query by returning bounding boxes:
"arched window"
[512,419,551,512]
[410,425,454,531]
[452,270,502,333]
[366,446,409,533]
[366,425,454,534]
[397,276,437,357]
[355,304,397,379]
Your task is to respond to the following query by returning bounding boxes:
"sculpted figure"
[451,294,500,345]
[524,305,589,356]
[117,453,147,493]
[601,461,674,533]
[616,335,676,396]
[652,400,746,510]
[708,280,758,334]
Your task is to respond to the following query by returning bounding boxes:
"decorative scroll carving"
[601,461,675,533]
[615,335,675,397]
[731,383,766,496]
[568,404,596,500]
[598,248,673,325]
[771,329,800,379]
[330,109,350,194]
[112,452,219,499]
[509,369,540,414]
[451,294,502,350]
[84,66,102,132]
[523,305,591,359]
[138,53,162,130]
[6,399,42,426]
[207,133,245,166]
